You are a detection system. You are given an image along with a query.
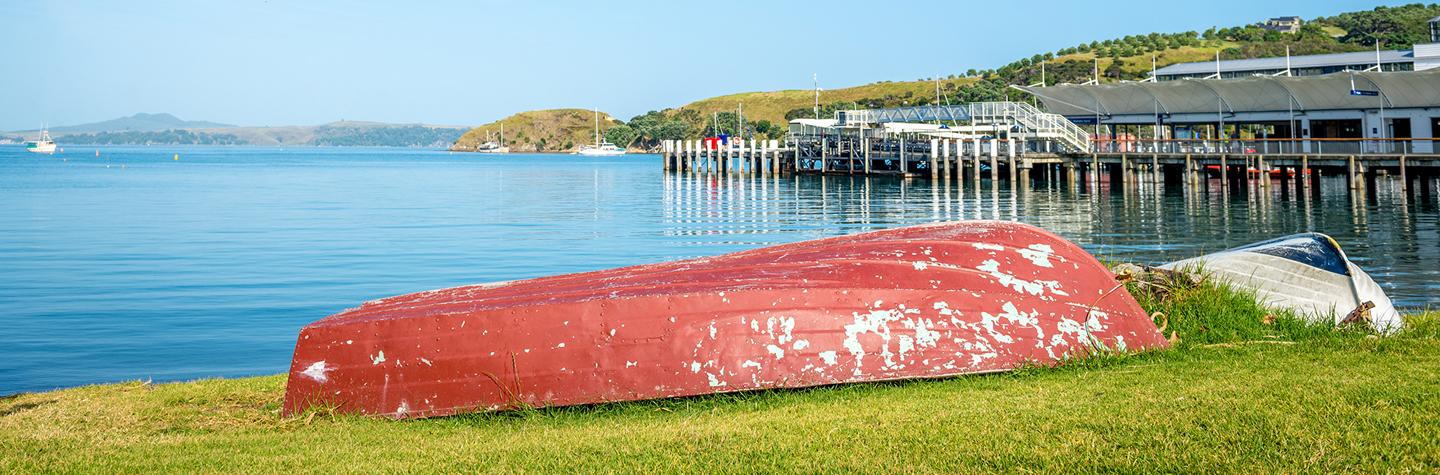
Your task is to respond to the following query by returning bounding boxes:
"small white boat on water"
[576,108,625,156]
[1161,233,1402,334]
[577,141,625,156]
[25,129,57,154]
[476,124,509,154]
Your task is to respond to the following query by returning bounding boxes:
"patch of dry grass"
[452,109,622,153]
[675,78,979,126]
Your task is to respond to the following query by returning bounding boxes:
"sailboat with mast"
[475,123,509,154]
[576,108,625,156]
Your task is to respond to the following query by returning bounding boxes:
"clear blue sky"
[0,0,1413,130]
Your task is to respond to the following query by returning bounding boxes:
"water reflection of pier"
[661,135,1440,205]
[659,163,1438,289]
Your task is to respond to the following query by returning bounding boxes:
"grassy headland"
[670,78,979,130]
[3,279,1436,472]
[450,109,623,153]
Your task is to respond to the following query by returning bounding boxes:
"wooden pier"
[659,137,1031,180]
[660,137,1440,197]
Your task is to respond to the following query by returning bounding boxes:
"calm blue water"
[2,145,1437,394]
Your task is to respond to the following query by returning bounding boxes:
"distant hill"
[192,121,466,147]
[30,113,235,135]
[58,121,466,147]
[451,109,623,153]
[13,114,466,147]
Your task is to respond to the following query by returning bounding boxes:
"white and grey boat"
[1161,233,1402,334]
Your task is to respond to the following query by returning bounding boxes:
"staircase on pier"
[836,101,1091,153]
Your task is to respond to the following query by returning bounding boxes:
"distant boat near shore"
[475,124,510,154]
[576,108,625,156]
[25,129,56,154]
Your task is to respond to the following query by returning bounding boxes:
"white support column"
[761,139,767,174]
[1007,138,1017,184]
[750,139,758,174]
[942,139,951,180]
[863,136,872,174]
[736,139,745,174]
[899,136,907,174]
[772,140,780,175]
[930,138,939,180]
[726,140,735,173]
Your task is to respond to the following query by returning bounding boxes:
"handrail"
[832,101,1094,154]
[970,102,1092,153]
[1087,137,1438,156]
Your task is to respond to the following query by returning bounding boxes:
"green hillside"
[673,78,979,130]
[451,109,623,153]
[598,3,1440,150]
[449,5,1440,151]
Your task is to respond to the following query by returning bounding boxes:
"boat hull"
[1161,233,1401,333]
[576,149,625,156]
[283,221,1166,418]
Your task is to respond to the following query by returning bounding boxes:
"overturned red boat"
[283,221,1166,418]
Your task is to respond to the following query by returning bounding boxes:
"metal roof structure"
[1016,69,1440,117]
[1151,50,1413,76]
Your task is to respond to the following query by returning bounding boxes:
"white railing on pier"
[836,102,1091,154]
[837,105,972,125]
[968,102,1091,154]
[1090,138,1438,156]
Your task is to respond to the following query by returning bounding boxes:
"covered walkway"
[1017,69,1440,154]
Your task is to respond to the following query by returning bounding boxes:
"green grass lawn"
[3,281,1438,473]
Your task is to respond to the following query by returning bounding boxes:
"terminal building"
[1020,18,1440,155]
[1019,69,1440,154]
[770,16,1440,181]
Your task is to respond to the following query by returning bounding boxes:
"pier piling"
[930,139,939,180]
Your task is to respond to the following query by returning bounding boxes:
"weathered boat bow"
[284,221,1167,418]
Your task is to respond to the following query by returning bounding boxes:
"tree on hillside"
[626,110,693,147]
[1318,3,1440,48]
[604,124,638,148]
[754,120,774,137]
[1103,56,1126,80]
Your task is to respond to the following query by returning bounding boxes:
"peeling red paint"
[283,221,1167,418]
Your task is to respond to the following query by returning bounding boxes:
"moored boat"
[576,108,625,156]
[283,221,1167,418]
[1161,233,1402,334]
[475,124,509,154]
[25,129,56,154]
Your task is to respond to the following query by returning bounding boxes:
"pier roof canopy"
[1018,69,1440,117]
